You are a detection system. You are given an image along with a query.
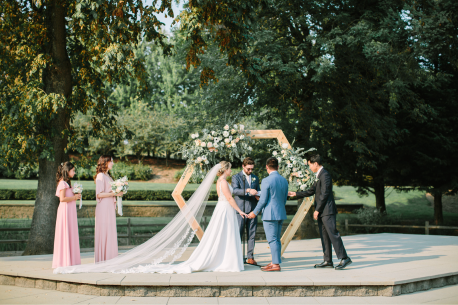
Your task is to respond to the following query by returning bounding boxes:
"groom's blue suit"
[252,171,288,264]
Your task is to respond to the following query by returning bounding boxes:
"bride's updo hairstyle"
[217,161,231,177]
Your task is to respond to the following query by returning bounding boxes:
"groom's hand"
[247,212,256,219]
[288,191,296,197]
[313,211,319,220]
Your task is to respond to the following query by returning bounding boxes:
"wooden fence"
[1,218,457,245]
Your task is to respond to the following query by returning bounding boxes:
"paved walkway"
[0,284,457,304]
[1,234,457,288]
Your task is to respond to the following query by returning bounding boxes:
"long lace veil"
[54,163,222,274]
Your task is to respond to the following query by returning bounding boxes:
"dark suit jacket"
[231,171,261,213]
[295,168,337,216]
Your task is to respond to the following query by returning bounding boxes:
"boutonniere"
[252,177,256,182]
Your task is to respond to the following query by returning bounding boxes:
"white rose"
[229,136,232,141]
[197,157,202,162]
[300,184,307,190]
[201,142,206,147]
[195,133,199,138]
[231,143,236,147]
[298,171,302,175]
[234,124,238,129]
[191,134,196,139]
[211,131,216,135]
[223,131,229,137]
[282,143,289,149]
[231,129,236,134]
[248,146,252,151]
[273,151,278,156]
[214,142,219,148]
[195,140,200,146]
[281,150,285,154]
[207,142,213,148]
[240,135,245,139]
[202,155,207,160]
[277,157,282,162]
[288,163,293,168]
[224,138,230,143]
[205,160,209,164]
[240,125,244,130]
[224,125,229,130]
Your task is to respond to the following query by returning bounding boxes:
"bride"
[54,161,248,274]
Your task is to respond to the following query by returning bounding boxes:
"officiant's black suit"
[295,168,348,262]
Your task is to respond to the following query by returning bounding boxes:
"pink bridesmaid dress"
[94,172,118,262]
[52,181,81,268]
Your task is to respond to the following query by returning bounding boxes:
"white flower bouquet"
[268,142,318,192]
[72,183,83,209]
[111,176,129,216]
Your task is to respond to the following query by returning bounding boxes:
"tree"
[390,0,458,224]
[1,0,262,254]
[191,0,432,213]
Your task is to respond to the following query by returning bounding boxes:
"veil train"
[54,164,221,274]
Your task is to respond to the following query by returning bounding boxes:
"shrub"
[0,163,39,179]
[1,189,218,201]
[73,161,153,181]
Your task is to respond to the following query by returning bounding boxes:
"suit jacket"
[295,168,337,216]
[253,171,288,221]
[232,171,261,213]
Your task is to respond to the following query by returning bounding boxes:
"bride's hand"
[239,211,248,218]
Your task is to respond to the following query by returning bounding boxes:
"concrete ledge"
[1,274,457,297]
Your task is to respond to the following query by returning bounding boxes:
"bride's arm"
[221,181,247,218]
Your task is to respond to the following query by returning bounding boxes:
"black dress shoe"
[314,261,334,268]
[335,257,352,270]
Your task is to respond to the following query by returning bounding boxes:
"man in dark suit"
[232,157,261,265]
[288,154,352,270]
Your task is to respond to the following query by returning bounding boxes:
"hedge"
[0,189,218,201]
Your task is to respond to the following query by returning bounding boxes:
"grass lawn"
[1,179,457,225]
[0,179,204,191]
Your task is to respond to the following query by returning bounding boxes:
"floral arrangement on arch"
[181,123,254,182]
[268,142,318,191]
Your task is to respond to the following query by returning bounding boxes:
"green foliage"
[0,163,39,180]
[1,189,218,201]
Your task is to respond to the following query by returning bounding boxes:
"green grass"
[0,179,205,191]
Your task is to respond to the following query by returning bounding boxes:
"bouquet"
[72,183,83,209]
[111,176,129,216]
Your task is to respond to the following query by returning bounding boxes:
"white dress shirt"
[316,166,323,178]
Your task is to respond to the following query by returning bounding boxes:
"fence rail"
[1,218,457,245]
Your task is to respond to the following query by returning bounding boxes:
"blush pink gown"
[94,172,118,262]
[52,181,81,268]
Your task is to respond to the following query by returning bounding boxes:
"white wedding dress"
[132,182,244,274]
[54,164,243,274]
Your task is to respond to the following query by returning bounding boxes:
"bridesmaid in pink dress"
[52,161,81,268]
[94,155,123,262]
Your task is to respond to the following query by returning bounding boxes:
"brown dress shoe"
[262,264,281,272]
[261,263,272,270]
[246,258,257,265]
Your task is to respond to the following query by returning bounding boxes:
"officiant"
[232,157,261,265]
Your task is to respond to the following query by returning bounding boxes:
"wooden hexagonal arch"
[172,130,314,256]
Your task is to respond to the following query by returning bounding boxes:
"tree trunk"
[373,179,386,214]
[23,0,72,255]
[433,190,443,225]
[297,199,319,239]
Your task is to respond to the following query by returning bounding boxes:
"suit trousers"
[318,214,348,262]
[237,213,257,259]
[263,220,283,264]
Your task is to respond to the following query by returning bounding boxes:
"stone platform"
[0,234,457,298]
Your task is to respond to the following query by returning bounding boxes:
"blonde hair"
[217,161,232,177]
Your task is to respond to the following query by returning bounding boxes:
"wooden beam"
[280,198,313,256]
[172,165,204,240]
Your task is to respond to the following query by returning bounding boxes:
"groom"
[288,154,352,270]
[247,157,288,272]
[232,157,261,265]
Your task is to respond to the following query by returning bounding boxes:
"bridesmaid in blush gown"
[52,161,81,268]
[94,155,123,263]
